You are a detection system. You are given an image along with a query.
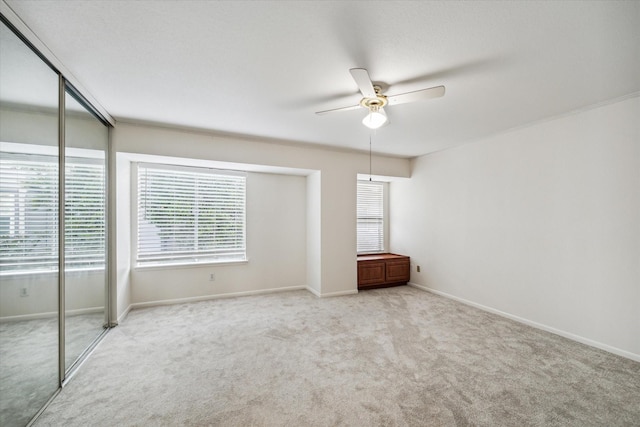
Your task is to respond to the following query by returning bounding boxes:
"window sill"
[134,259,249,271]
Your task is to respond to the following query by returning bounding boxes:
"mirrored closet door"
[0,17,111,427]
[63,89,108,373]
[0,20,61,427]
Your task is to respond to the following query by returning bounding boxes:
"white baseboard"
[66,307,105,317]
[128,285,306,311]
[117,304,132,324]
[408,282,640,363]
[321,289,359,297]
[0,311,57,322]
[305,286,358,298]
[123,285,357,320]
[305,286,321,297]
[0,306,104,323]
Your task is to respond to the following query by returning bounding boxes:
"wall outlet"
[209,273,216,281]
[416,265,421,273]
[20,287,29,297]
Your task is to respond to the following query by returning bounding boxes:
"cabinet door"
[358,261,386,286]
[386,259,410,282]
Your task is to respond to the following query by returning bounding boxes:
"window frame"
[134,162,247,269]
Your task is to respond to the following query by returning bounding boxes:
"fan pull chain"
[369,133,372,181]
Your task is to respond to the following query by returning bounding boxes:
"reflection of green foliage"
[64,163,105,266]
[0,159,105,271]
[0,162,58,270]
[142,172,195,252]
[140,170,244,255]
[196,181,245,251]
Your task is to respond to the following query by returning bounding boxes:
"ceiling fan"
[315,68,445,129]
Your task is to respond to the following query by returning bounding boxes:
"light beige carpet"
[0,312,106,427]
[33,287,639,426]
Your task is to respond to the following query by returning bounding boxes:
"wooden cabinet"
[357,253,410,290]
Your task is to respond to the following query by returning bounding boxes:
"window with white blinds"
[357,180,385,254]
[136,163,246,266]
[0,152,105,274]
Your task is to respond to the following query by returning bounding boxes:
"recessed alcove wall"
[112,122,411,320]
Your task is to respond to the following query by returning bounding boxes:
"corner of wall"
[115,153,132,320]
[306,171,322,295]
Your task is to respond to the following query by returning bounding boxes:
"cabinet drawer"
[358,261,386,285]
[386,259,410,282]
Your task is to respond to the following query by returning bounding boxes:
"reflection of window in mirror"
[0,142,106,274]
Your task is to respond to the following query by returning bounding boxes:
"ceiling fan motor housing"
[360,85,388,111]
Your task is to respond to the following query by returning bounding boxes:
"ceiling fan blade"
[349,68,377,99]
[386,85,445,106]
[315,104,361,115]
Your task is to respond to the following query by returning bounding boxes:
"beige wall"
[0,271,104,319]
[128,171,307,305]
[113,122,411,317]
[390,96,640,360]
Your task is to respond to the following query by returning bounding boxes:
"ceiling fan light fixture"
[362,106,387,129]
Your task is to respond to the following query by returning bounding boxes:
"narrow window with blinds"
[357,180,385,254]
[136,163,246,266]
[0,151,105,274]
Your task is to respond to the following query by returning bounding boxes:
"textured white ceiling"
[3,1,640,157]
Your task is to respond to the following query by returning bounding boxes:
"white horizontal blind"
[137,163,246,266]
[357,181,384,254]
[0,153,105,273]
